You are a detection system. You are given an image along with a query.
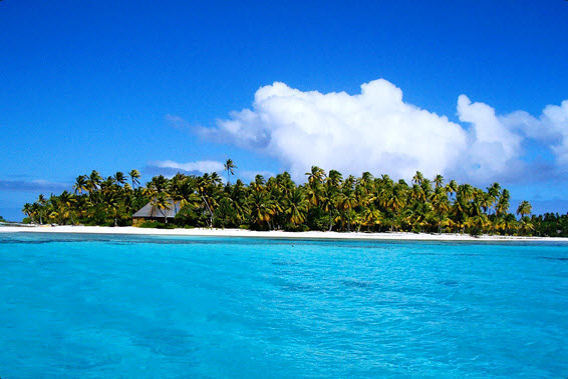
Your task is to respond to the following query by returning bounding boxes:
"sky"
[1,0,567,221]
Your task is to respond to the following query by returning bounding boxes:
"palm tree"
[446,179,458,200]
[37,194,47,224]
[87,170,102,192]
[248,187,278,230]
[23,203,36,223]
[129,169,141,188]
[285,188,308,226]
[516,201,532,218]
[106,193,122,226]
[496,189,511,217]
[224,159,237,185]
[74,175,88,194]
[433,174,444,189]
[51,191,76,225]
[21,166,550,237]
[152,192,171,224]
[196,175,217,227]
[322,170,342,231]
[486,182,501,214]
[114,172,127,186]
[412,171,424,186]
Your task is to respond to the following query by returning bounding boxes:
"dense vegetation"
[20,162,568,236]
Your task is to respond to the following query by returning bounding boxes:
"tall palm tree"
[496,189,511,217]
[486,182,501,214]
[196,175,217,227]
[106,193,122,226]
[224,159,237,185]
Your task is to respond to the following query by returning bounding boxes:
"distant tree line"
[20,162,568,236]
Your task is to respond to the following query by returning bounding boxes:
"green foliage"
[138,220,176,229]
[21,165,565,236]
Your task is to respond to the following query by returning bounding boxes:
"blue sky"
[1,0,567,220]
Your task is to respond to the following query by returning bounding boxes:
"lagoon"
[0,233,567,377]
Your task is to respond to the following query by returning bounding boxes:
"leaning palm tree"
[196,175,217,227]
[22,203,36,223]
[224,159,237,185]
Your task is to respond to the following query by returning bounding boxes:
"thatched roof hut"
[132,200,181,220]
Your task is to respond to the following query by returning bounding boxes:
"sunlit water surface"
[0,233,567,377]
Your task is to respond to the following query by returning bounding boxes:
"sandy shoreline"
[0,225,567,242]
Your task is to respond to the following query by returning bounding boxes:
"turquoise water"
[0,233,567,377]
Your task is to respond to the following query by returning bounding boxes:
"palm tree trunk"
[201,195,214,227]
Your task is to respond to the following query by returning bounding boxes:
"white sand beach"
[0,225,566,242]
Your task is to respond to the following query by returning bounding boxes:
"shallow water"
[0,233,567,377]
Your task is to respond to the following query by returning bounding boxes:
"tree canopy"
[21,166,567,236]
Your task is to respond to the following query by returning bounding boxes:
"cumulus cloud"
[455,95,524,181]
[204,79,469,180]
[198,79,567,183]
[147,160,224,177]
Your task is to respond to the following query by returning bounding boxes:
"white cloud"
[206,79,469,180]
[150,160,224,174]
[455,95,524,181]
[500,100,568,165]
[545,101,568,164]
[195,78,567,183]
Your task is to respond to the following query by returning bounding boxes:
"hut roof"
[132,199,181,219]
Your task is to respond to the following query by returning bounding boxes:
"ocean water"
[0,233,567,378]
